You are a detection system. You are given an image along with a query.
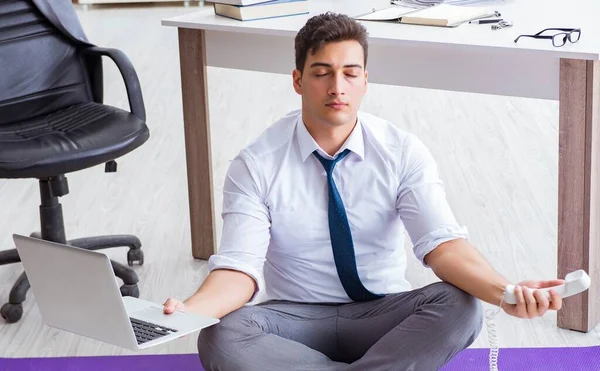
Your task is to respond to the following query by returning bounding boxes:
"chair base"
[1,175,144,324]
[1,233,144,324]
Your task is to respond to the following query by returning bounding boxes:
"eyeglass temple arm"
[514,34,553,43]
[535,28,580,36]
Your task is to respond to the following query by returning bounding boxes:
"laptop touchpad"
[131,307,186,329]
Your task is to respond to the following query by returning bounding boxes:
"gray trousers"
[197,282,483,371]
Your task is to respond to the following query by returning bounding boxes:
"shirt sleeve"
[396,134,469,267]
[207,150,270,303]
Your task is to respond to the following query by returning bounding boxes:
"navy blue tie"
[313,149,384,302]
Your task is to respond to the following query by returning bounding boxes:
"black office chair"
[0,0,149,323]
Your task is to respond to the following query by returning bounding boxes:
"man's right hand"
[163,298,187,314]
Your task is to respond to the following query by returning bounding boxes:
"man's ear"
[363,69,368,93]
[292,69,302,95]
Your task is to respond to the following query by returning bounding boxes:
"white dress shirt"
[208,109,468,303]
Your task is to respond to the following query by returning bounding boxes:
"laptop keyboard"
[130,317,178,345]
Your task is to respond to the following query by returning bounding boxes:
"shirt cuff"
[413,225,469,268]
[207,254,265,304]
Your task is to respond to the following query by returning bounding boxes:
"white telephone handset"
[485,270,592,371]
[503,270,591,305]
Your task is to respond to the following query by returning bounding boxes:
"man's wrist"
[494,280,510,306]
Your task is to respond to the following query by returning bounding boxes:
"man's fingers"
[533,289,549,316]
[548,290,563,311]
[522,287,538,318]
[163,298,179,314]
[538,279,565,288]
[514,286,528,318]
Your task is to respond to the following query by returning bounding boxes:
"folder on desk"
[355,4,493,27]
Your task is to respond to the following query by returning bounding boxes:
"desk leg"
[178,28,216,260]
[558,59,600,332]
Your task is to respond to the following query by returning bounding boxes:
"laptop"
[13,234,219,351]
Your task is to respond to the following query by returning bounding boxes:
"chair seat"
[0,102,149,179]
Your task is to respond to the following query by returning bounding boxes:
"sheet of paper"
[392,0,503,6]
[354,6,415,21]
[403,3,488,20]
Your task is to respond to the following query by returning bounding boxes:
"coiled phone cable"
[484,298,504,371]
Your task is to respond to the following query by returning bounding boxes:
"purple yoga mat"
[1,346,599,371]
[0,354,205,371]
[441,346,600,371]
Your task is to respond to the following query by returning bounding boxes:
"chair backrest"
[0,0,94,126]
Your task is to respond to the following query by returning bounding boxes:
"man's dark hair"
[294,12,368,73]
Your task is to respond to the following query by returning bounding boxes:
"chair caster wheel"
[127,249,144,266]
[1,303,23,323]
[120,284,140,298]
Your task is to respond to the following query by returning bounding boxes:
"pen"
[470,19,503,24]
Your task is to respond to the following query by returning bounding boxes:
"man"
[164,12,564,371]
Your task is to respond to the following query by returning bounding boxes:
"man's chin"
[321,111,355,127]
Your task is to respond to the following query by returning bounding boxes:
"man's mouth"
[326,102,347,109]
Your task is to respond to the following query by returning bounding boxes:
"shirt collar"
[296,115,365,162]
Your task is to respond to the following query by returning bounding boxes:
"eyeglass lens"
[552,33,567,47]
[569,30,581,42]
[551,30,580,47]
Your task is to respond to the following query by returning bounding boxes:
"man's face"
[293,40,368,129]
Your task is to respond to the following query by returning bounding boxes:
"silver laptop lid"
[13,234,137,349]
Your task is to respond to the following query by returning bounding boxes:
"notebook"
[355,4,494,27]
[214,0,309,21]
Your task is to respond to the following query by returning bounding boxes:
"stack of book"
[212,0,309,21]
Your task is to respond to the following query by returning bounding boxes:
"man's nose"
[328,73,345,96]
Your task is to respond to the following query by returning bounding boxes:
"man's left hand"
[501,279,564,319]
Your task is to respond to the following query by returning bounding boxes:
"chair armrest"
[81,46,146,121]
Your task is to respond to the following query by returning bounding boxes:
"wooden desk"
[162,0,600,332]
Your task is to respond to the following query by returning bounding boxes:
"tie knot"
[313,149,350,174]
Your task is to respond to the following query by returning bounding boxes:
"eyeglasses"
[514,28,581,47]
